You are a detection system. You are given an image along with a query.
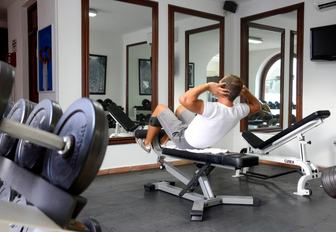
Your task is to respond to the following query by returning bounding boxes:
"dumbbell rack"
[0,156,87,231]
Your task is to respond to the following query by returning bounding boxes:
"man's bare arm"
[179,82,229,114]
[240,86,261,115]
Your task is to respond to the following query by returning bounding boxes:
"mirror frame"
[168,5,225,110]
[82,0,158,145]
[288,30,297,126]
[240,3,304,132]
[185,23,220,92]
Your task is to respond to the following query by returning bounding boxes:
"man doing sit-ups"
[136,74,261,152]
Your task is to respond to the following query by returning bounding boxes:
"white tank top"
[184,102,250,148]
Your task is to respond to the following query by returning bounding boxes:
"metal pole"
[0,118,65,152]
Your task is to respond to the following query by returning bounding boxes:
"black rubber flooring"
[78,164,336,232]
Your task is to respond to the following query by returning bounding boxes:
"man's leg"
[144,104,168,146]
[156,105,195,146]
[175,105,196,125]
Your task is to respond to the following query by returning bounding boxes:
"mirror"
[82,0,158,144]
[168,5,224,110]
[248,22,285,130]
[240,3,303,132]
[126,42,152,122]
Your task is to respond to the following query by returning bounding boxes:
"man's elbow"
[250,102,261,114]
[179,95,187,106]
[179,95,193,107]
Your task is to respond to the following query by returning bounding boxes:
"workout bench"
[134,129,259,221]
[103,100,259,220]
[241,110,330,196]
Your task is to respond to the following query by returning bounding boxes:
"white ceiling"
[249,11,297,51]
[89,0,152,34]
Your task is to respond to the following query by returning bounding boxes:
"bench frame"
[241,116,326,196]
[146,137,254,221]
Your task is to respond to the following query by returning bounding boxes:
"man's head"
[219,74,243,101]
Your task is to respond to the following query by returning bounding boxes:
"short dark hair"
[219,74,243,101]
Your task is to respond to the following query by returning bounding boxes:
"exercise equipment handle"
[0,118,66,152]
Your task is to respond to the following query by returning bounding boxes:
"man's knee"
[153,104,168,114]
[175,105,186,118]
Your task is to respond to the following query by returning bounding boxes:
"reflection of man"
[136,74,261,152]
[39,46,51,91]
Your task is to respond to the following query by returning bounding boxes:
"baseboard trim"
[259,160,300,169]
[98,160,193,176]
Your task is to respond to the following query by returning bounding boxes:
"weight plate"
[0,61,14,119]
[3,101,14,119]
[328,167,336,198]
[0,182,16,201]
[15,99,63,172]
[46,98,108,195]
[0,99,36,159]
[322,167,336,198]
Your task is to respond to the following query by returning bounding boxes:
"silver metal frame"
[243,118,325,196]
[150,138,254,221]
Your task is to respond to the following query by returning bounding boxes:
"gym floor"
[79,164,336,232]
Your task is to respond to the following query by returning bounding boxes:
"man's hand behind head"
[208,82,231,98]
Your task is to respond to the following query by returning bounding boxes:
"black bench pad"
[106,104,139,132]
[243,110,330,149]
[162,148,259,168]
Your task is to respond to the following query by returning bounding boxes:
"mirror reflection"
[174,13,219,108]
[248,23,284,130]
[170,7,223,110]
[89,0,154,139]
[127,42,152,122]
[244,10,299,131]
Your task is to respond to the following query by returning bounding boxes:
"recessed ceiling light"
[249,36,263,44]
[89,9,97,17]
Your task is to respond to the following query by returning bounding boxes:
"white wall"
[123,28,152,118]
[56,0,82,109]
[89,30,123,104]
[127,43,151,120]
[174,16,220,108]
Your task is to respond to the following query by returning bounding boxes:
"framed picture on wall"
[138,59,152,95]
[188,62,195,88]
[89,54,107,94]
[38,25,53,92]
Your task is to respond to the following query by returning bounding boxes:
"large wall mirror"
[168,5,224,110]
[241,3,304,132]
[82,0,158,144]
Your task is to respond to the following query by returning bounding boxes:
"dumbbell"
[0,99,36,160]
[0,61,108,195]
[142,99,151,110]
[15,99,63,173]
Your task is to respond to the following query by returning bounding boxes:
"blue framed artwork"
[38,25,52,91]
